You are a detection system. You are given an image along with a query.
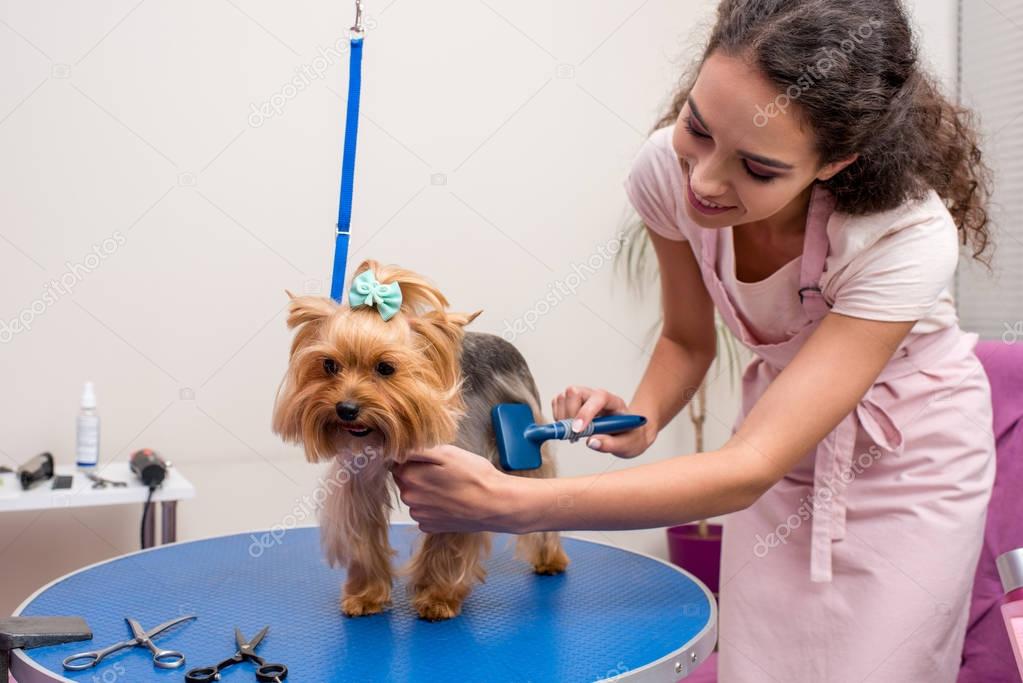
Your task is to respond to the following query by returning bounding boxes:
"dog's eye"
[376,361,395,377]
[323,358,340,376]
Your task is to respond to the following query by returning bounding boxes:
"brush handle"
[532,415,647,443]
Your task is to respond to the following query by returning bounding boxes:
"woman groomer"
[394,1,996,679]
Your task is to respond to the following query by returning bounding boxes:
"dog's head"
[272,259,481,464]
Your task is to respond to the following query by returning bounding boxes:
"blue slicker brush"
[492,403,648,471]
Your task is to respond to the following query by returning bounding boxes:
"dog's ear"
[407,310,473,389]
[447,310,482,327]
[284,292,337,330]
[283,293,337,359]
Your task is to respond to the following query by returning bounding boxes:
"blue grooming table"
[12,524,716,682]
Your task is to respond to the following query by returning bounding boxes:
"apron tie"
[809,389,905,582]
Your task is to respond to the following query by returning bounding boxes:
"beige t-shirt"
[624,127,961,338]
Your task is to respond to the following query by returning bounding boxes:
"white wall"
[956,1,1023,339]
[0,0,958,617]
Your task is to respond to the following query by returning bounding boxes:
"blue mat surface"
[17,525,713,682]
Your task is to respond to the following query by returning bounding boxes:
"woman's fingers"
[574,389,626,431]
[553,385,594,422]
[391,444,513,534]
[586,432,617,452]
[563,385,588,426]
[552,392,565,421]
[404,445,447,465]
[586,434,633,459]
[552,386,631,433]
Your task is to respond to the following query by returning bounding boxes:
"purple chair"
[958,341,1023,682]
[684,340,1023,683]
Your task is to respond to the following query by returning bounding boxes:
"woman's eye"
[376,361,395,377]
[744,162,777,183]
[323,358,340,375]
[685,118,711,139]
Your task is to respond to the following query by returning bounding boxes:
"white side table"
[0,462,195,548]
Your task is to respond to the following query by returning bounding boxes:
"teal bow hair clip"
[349,270,403,321]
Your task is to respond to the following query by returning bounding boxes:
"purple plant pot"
[666,524,723,595]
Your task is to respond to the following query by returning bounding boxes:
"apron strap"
[699,183,837,340]
[699,223,753,347]
[810,414,856,582]
[810,390,906,582]
[797,184,837,321]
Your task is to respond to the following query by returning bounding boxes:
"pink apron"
[699,185,996,681]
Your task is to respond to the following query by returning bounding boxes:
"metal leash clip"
[351,0,365,35]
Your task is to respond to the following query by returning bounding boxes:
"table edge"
[11,522,718,683]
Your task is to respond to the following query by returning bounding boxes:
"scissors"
[62,614,196,671]
[86,472,127,489]
[185,626,288,682]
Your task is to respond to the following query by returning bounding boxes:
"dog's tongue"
[343,423,371,434]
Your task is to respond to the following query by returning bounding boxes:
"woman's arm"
[556,229,717,457]
[628,228,718,434]
[516,313,915,533]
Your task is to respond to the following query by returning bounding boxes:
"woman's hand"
[391,445,534,534]
[551,385,656,459]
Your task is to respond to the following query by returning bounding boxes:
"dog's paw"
[341,593,391,617]
[532,547,570,575]
[412,593,463,621]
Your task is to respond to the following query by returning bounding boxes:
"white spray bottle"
[76,381,100,469]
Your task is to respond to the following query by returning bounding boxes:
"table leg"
[161,501,177,545]
[142,501,156,549]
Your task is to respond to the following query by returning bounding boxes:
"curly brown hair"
[651,0,992,260]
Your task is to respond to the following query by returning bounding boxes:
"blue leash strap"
[330,35,364,303]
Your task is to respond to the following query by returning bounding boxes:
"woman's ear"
[817,153,859,182]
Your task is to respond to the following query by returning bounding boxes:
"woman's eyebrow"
[740,151,795,171]
[688,96,795,171]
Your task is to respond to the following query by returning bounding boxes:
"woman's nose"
[690,155,730,198]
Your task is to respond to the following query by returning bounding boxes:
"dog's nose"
[336,401,360,421]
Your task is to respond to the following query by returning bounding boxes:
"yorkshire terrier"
[272,259,569,621]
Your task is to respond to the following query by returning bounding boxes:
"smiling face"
[672,51,853,231]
